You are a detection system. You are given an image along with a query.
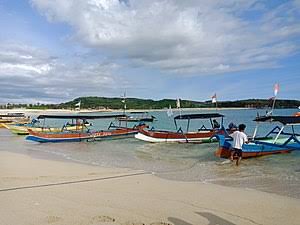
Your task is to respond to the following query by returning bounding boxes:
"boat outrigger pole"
[273,125,284,144]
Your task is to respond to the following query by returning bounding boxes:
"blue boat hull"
[215,135,299,158]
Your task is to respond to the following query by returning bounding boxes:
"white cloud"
[0,43,127,103]
[30,0,300,74]
[0,44,54,77]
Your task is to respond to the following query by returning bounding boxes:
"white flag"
[75,101,81,107]
[176,98,181,108]
[211,93,217,103]
[274,83,279,97]
[167,105,173,117]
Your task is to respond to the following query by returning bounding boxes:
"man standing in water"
[230,124,248,166]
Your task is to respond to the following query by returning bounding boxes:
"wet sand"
[0,151,299,225]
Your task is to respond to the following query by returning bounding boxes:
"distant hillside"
[58,97,206,109]
[3,96,299,110]
[56,96,300,110]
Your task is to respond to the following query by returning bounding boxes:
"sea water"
[1,108,299,199]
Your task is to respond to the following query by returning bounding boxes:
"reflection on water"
[0,109,299,199]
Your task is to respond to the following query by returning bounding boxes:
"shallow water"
[1,108,300,199]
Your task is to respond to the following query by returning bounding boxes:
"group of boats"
[1,110,300,161]
[0,113,30,128]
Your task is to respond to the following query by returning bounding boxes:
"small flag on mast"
[211,93,217,103]
[274,83,279,97]
[270,83,280,115]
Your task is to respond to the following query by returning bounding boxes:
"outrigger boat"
[26,114,147,143]
[2,119,90,135]
[0,113,30,128]
[117,112,156,122]
[215,115,300,159]
[135,113,225,143]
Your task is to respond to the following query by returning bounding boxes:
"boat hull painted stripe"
[26,127,143,143]
[135,132,214,143]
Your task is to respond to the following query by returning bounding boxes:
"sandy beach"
[0,151,299,225]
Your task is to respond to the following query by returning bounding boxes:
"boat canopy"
[174,113,224,120]
[0,113,25,117]
[173,113,224,132]
[130,111,149,114]
[37,114,126,120]
[254,115,300,125]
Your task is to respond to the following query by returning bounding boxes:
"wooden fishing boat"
[117,112,156,122]
[215,115,300,159]
[3,121,90,135]
[0,113,30,128]
[26,114,147,143]
[135,113,225,143]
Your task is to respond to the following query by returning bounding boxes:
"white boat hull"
[134,132,212,143]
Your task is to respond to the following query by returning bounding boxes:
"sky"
[0,0,299,104]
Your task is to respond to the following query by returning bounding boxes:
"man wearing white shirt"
[229,124,248,166]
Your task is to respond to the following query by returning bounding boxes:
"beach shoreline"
[1,150,299,225]
[0,107,253,115]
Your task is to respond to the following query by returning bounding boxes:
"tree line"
[1,97,299,110]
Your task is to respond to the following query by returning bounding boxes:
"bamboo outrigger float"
[215,115,300,159]
[135,113,225,143]
[26,114,148,143]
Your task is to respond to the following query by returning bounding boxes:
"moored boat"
[117,112,156,122]
[26,114,147,143]
[215,115,300,159]
[0,113,30,128]
[135,113,225,143]
[3,122,90,135]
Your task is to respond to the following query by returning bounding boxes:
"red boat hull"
[135,128,223,143]
[27,125,147,143]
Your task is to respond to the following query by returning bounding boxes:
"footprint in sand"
[89,215,116,224]
[46,215,62,224]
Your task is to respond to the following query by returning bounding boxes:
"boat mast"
[252,124,258,139]
[270,83,279,115]
[121,91,127,127]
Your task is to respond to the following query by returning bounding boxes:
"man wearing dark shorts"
[229,124,248,166]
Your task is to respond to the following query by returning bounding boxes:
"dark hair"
[239,124,246,131]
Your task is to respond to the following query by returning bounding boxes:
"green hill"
[56,96,300,110]
[3,96,297,110]
[58,97,207,109]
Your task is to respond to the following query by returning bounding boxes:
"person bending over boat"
[229,124,248,166]
[212,119,220,129]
